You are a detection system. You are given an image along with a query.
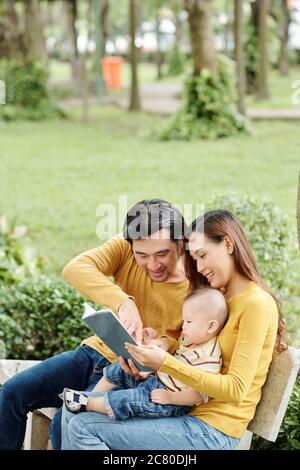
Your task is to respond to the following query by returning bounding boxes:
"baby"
[63,287,228,420]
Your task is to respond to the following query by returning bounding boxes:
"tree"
[101,0,109,57]
[184,0,217,74]
[128,0,141,111]
[278,0,290,76]
[257,0,270,100]
[0,0,24,60]
[23,0,45,61]
[234,0,246,114]
[159,0,248,140]
[155,9,163,80]
[66,0,80,82]
[298,171,300,250]
[0,0,46,61]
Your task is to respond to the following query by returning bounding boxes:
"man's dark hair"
[123,199,186,244]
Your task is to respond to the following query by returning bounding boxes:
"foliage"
[251,379,300,450]
[206,194,293,293]
[159,56,250,140]
[0,215,42,285]
[245,21,259,94]
[166,47,185,76]
[0,60,67,121]
[0,276,92,360]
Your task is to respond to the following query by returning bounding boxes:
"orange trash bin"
[101,56,123,89]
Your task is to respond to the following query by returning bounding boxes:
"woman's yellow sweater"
[159,281,278,438]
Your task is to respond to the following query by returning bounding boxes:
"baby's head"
[182,287,228,345]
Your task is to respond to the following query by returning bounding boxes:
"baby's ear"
[207,320,219,334]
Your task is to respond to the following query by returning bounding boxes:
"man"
[0,199,189,450]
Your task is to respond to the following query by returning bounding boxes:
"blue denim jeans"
[0,345,110,450]
[103,362,191,420]
[61,408,240,450]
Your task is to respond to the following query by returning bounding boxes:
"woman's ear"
[224,235,234,255]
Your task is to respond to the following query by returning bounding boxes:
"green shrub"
[251,379,300,450]
[159,55,250,141]
[0,214,42,284]
[0,60,67,121]
[0,276,93,360]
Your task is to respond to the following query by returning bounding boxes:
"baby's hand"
[151,389,173,405]
[138,371,153,379]
[142,327,158,344]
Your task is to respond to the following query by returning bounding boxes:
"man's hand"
[118,298,143,343]
[151,389,174,405]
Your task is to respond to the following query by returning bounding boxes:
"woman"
[62,209,286,450]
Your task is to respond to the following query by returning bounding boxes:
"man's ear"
[207,320,219,335]
[178,238,185,255]
[224,235,234,255]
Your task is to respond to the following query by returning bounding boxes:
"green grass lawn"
[0,106,299,274]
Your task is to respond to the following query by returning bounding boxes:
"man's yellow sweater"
[63,235,189,363]
[159,281,278,439]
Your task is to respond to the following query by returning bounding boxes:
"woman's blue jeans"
[62,408,240,450]
[0,345,110,450]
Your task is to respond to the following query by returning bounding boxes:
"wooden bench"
[0,346,299,450]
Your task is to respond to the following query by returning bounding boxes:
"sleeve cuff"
[158,352,180,374]
[113,294,135,315]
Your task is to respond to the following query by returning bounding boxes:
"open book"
[82,303,152,372]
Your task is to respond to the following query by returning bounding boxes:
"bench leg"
[24,411,51,450]
[235,430,253,450]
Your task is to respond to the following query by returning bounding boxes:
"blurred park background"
[0,0,300,450]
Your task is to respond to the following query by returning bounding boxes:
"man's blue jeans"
[103,362,191,420]
[0,345,110,450]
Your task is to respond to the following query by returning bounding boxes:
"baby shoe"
[62,388,89,413]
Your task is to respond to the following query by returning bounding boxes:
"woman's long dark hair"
[184,209,287,354]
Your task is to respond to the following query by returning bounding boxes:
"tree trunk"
[297,171,300,251]
[184,0,217,75]
[101,0,109,57]
[23,0,45,61]
[128,0,141,111]
[81,0,93,122]
[234,0,246,114]
[66,0,80,83]
[250,0,259,34]
[4,0,18,28]
[257,0,270,99]
[174,6,182,44]
[155,14,163,80]
[223,0,231,55]
[0,0,24,60]
[278,0,290,76]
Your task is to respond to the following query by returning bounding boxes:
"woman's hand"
[124,343,167,371]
